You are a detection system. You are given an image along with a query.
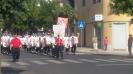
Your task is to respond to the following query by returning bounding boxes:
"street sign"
[94,14,103,21]
[76,20,86,47]
[77,20,86,29]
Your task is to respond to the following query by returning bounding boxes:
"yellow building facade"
[75,0,133,51]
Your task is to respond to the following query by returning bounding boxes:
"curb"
[77,47,129,56]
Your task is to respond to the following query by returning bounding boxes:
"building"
[73,0,133,52]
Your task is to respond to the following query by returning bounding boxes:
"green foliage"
[0,0,27,32]
[0,0,75,33]
[110,0,133,16]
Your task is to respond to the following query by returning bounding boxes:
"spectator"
[103,36,108,50]
[128,35,133,56]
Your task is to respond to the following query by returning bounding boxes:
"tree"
[0,0,28,33]
[110,0,133,16]
[0,0,76,33]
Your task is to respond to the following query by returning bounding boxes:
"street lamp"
[59,0,63,7]
[37,3,40,7]
[0,28,2,54]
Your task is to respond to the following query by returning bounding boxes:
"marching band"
[0,32,79,59]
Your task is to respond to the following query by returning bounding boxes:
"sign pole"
[80,29,82,48]
[77,20,85,48]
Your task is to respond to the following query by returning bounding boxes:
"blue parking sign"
[77,20,85,29]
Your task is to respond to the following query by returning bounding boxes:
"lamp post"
[0,28,2,54]
[59,0,63,7]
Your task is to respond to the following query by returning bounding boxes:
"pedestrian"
[55,35,63,59]
[70,35,78,55]
[103,36,108,50]
[10,33,22,62]
[92,36,98,50]
[128,35,133,56]
[64,36,70,55]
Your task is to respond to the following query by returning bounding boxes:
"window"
[97,0,101,3]
[93,0,101,4]
[68,0,75,8]
[82,0,86,6]
[93,0,96,4]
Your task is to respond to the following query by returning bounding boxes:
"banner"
[57,17,68,28]
[53,25,65,37]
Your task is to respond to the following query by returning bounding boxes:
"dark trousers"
[65,48,70,55]
[55,45,64,59]
[59,45,64,58]
[11,48,20,62]
[45,45,51,55]
[128,45,132,55]
[71,45,76,54]
[1,46,11,54]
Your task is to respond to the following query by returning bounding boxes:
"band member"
[10,33,22,62]
[1,33,11,55]
[64,36,70,55]
[55,35,63,59]
[70,35,78,55]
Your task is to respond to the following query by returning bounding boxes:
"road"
[1,49,133,74]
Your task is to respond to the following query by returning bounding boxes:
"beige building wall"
[102,0,132,50]
[130,24,133,35]
[75,0,103,47]
[75,0,133,50]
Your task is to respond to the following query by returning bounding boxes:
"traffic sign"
[77,20,85,29]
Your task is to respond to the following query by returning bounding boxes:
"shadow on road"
[1,67,26,74]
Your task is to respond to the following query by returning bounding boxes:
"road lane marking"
[97,64,133,66]
[63,59,83,63]
[1,62,11,67]
[109,59,133,62]
[16,61,29,66]
[31,61,48,65]
[120,59,133,62]
[46,60,66,64]
[95,59,116,62]
[79,59,99,63]
[1,58,50,61]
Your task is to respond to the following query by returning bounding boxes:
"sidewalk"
[77,47,129,56]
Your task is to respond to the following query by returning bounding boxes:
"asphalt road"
[1,49,133,74]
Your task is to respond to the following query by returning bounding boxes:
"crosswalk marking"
[2,58,133,67]
[31,61,48,65]
[16,61,29,66]
[124,59,133,61]
[97,63,133,66]
[63,59,83,63]
[121,59,133,62]
[95,59,116,62]
[75,53,86,55]
[46,60,66,64]
[109,59,130,62]
[1,62,11,67]
[110,59,133,63]
[79,59,99,63]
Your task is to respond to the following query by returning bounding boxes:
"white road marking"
[109,59,133,62]
[1,62,11,67]
[79,59,99,63]
[1,58,50,61]
[63,59,83,63]
[97,64,133,66]
[95,59,116,62]
[16,61,29,66]
[47,60,66,64]
[120,59,133,62]
[75,53,85,55]
[31,61,48,65]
